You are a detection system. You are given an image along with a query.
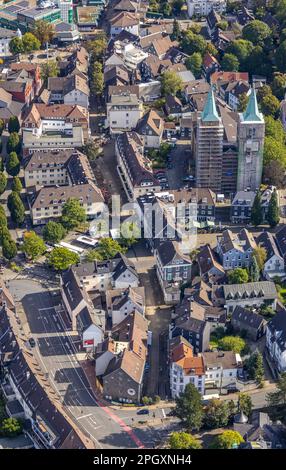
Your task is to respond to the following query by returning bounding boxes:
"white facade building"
[187,0,226,18]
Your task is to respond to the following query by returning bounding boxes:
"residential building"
[234,411,286,449]
[187,0,226,18]
[237,88,265,191]
[256,231,285,280]
[202,53,220,79]
[206,9,221,36]
[231,190,256,223]
[116,131,161,200]
[169,336,205,398]
[24,149,94,188]
[56,0,74,24]
[48,75,89,108]
[216,228,257,270]
[106,286,145,326]
[72,254,139,292]
[136,109,164,148]
[61,268,105,347]
[164,95,183,119]
[202,350,242,392]
[275,225,286,262]
[22,103,89,154]
[231,306,266,341]
[28,182,104,225]
[221,281,277,314]
[0,87,23,126]
[109,12,139,38]
[55,21,81,44]
[266,305,286,373]
[0,27,21,57]
[106,93,143,134]
[10,62,42,97]
[197,244,225,284]
[155,240,192,304]
[170,304,211,353]
[102,311,149,403]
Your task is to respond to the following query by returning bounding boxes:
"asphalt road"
[7,279,148,449]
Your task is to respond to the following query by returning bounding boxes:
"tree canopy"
[48,247,80,271]
[218,336,246,354]
[210,430,244,449]
[61,198,86,231]
[168,432,202,449]
[22,231,46,260]
[161,70,183,96]
[227,268,249,284]
[242,20,271,45]
[43,221,66,244]
[174,383,203,431]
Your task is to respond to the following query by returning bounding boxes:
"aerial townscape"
[1,0,286,456]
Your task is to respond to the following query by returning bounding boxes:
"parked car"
[137,409,150,415]
[28,337,36,348]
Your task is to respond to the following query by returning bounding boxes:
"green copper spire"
[201,88,220,122]
[242,88,264,122]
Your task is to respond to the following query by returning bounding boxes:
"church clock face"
[127,388,136,396]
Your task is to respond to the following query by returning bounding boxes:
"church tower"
[237,88,265,192]
[194,88,224,192]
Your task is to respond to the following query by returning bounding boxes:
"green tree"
[242,20,271,45]
[227,268,249,284]
[168,432,202,449]
[217,20,228,30]
[0,417,22,437]
[275,40,286,73]
[86,36,107,60]
[88,237,126,261]
[48,246,80,271]
[251,191,263,226]
[263,136,286,168]
[7,132,21,154]
[218,336,246,354]
[221,53,239,71]
[238,92,249,112]
[264,159,286,187]
[8,116,20,134]
[238,393,253,417]
[260,93,280,117]
[174,383,203,431]
[11,176,22,193]
[171,18,180,40]
[9,37,24,55]
[22,231,46,260]
[244,46,272,78]
[185,52,202,78]
[0,206,7,227]
[180,31,207,56]
[0,225,10,245]
[266,372,286,424]
[43,221,66,244]
[271,73,286,100]
[265,115,285,144]
[32,20,55,47]
[2,236,17,260]
[249,254,260,282]
[254,351,264,386]
[267,190,280,227]
[61,198,86,231]
[253,246,267,271]
[82,139,100,161]
[210,430,244,449]
[6,152,20,177]
[203,399,231,429]
[22,32,40,53]
[41,61,59,87]
[161,70,183,96]
[244,351,265,385]
[90,61,104,96]
[120,221,141,247]
[0,171,7,195]
[7,191,25,226]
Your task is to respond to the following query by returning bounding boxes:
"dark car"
[137,409,149,415]
[28,338,36,348]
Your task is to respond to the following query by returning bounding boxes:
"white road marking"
[77,413,93,420]
[162,408,166,419]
